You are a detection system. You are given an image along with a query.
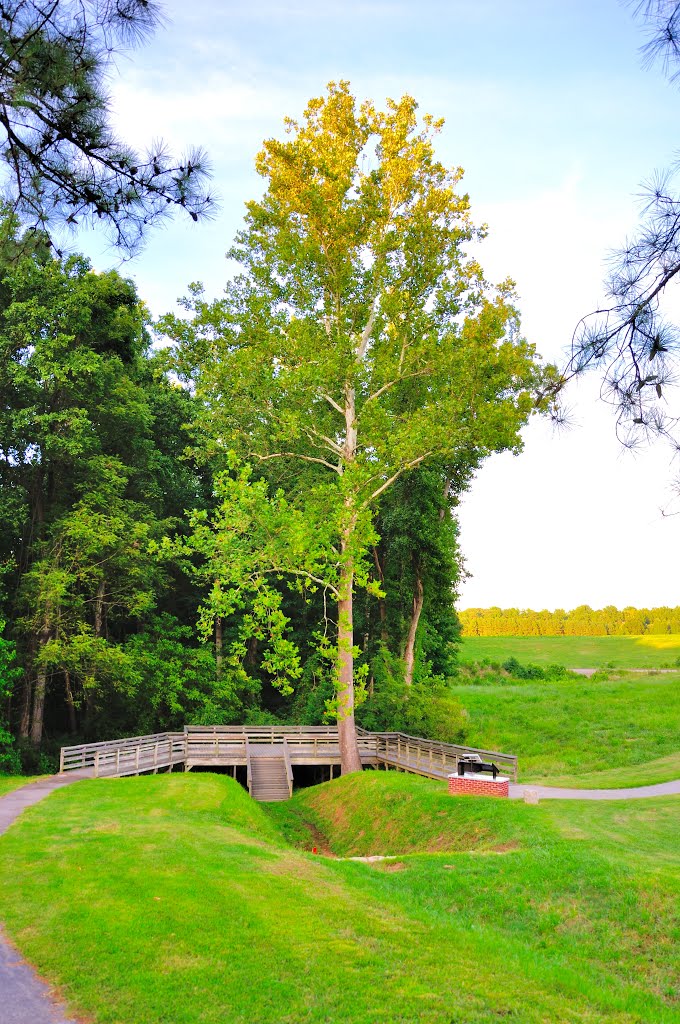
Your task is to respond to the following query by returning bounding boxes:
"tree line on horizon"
[459,606,680,637]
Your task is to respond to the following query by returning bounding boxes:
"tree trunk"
[94,578,105,637]
[29,610,52,747]
[64,670,77,734]
[337,547,362,775]
[372,545,389,643]
[215,616,223,680]
[18,672,32,738]
[29,663,48,746]
[247,635,258,669]
[404,574,424,687]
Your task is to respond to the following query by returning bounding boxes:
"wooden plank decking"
[59,725,518,799]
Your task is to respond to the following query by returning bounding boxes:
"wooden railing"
[59,725,517,782]
[59,732,185,777]
[245,739,252,796]
[185,731,247,765]
[282,740,294,799]
[360,729,518,781]
[185,725,340,740]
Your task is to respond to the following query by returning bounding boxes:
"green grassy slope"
[451,672,680,785]
[0,773,678,1024]
[460,634,680,667]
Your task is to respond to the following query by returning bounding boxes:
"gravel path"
[0,773,91,1024]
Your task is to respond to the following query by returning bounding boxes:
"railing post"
[135,746,139,774]
[94,750,99,778]
[116,749,120,776]
[59,747,64,774]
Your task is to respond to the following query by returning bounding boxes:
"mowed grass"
[460,634,680,668]
[0,773,678,1024]
[451,672,680,786]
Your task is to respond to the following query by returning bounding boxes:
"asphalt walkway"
[510,778,680,800]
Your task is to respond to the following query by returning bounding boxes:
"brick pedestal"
[448,772,509,798]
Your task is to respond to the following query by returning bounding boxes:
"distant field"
[459,634,680,668]
[450,672,680,785]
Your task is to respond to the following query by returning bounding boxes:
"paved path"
[0,926,77,1024]
[0,773,91,1024]
[510,778,680,800]
[570,667,679,677]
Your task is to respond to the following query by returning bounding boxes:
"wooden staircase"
[248,744,291,802]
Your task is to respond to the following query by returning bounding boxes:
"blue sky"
[73,0,680,610]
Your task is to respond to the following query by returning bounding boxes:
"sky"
[69,0,680,611]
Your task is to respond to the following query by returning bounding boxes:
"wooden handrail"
[245,739,252,795]
[282,740,294,798]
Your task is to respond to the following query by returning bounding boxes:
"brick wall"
[448,773,509,798]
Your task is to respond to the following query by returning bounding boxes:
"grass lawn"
[0,773,678,1024]
[459,634,680,668]
[0,776,44,797]
[451,672,680,785]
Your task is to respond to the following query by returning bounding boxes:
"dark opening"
[292,763,338,790]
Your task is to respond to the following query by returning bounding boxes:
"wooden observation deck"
[59,726,518,801]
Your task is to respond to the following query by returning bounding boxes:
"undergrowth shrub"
[357,647,468,743]
[0,621,21,774]
[453,659,576,685]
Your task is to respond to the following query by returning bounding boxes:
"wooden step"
[249,753,290,802]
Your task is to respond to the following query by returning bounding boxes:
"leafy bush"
[500,657,574,679]
[0,738,21,775]
[357,647,468,743]
[454,658,575,685]
[0,621,21,774]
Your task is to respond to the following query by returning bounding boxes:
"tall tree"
[0,0,214,253]
[164,83,555,773]
[373,464,467,688]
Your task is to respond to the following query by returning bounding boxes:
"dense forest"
[460,606,680,636]
[0,225,470,772]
